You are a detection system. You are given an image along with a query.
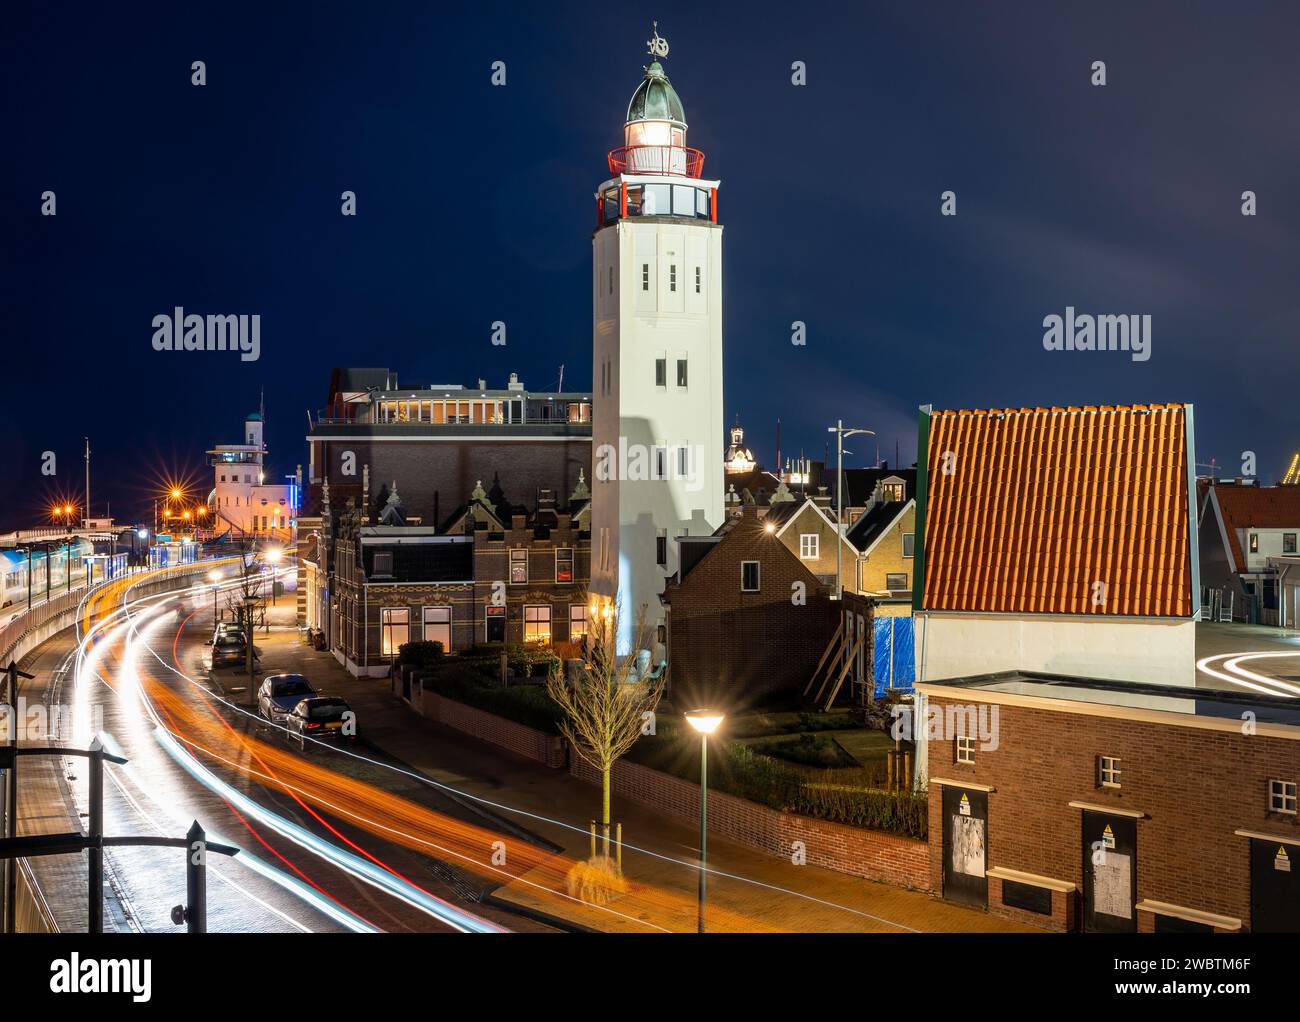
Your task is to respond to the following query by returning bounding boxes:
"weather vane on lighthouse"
[646,21,669,59]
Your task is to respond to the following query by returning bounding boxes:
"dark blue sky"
[4,2,1299,529]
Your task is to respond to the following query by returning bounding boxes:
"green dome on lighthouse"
[626,60,686,127]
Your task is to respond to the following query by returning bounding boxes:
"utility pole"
[83,437,90,529]
[826,420,875,601]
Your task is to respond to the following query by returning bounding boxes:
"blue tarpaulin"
[872,616,916,698]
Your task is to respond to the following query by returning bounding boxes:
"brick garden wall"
[571,756,930,890]
[420,690,566,769]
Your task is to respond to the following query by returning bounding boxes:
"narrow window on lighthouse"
[655,358,666,387]
[695,267,701,294]
[676,359,688,387]
[669,264,677,292]
[642,264,649,290]
[608,266,613,294]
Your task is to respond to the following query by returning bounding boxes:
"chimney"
[813,485,833,509]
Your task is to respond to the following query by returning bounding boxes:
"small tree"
[546,598,662,860]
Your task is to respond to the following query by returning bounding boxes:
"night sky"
[3,2,1299,530]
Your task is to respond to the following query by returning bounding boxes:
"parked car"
[257,674,318,723]
[211,633,250,668]
[212,621,242,644]
[284,696,356,749]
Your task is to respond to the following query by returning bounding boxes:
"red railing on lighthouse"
[607,145,706,179]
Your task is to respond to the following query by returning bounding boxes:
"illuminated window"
[524,605,551,642]
[510,548,528,584]
[569,604,588,640]
[555,548,574,584]
[422,606,451,651]
[1098,755,1122,788]
[1270,779,1297,814]
[380,606,409,656]
[799,534,819,559]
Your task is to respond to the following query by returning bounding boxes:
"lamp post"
[265,547,283,606]
[826,420,875,600]
[208,569,223,623]
[684,709,724,933]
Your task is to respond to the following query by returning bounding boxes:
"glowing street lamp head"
[265,548,283,563]
[136,528,148,539]
[170,488,182,500]
[685,709,724,735]
[208,569,223,583]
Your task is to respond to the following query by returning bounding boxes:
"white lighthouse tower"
[591,26,725,654]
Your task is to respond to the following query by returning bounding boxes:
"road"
[14,565,548,933]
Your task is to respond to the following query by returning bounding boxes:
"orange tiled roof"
[922,404,1192,616]
[1210,484,1300,571]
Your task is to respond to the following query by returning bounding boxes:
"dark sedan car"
[210,634,250,669]
[284,696,356,749]
[257,674,318,723]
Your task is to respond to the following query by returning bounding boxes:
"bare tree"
[546,599,663,858]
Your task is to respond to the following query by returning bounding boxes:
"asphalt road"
[15,569,555,933]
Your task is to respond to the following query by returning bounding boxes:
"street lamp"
[684,708,725,933]
[208,569,223,622]
[826,420,875,600]
[265,548,283,606]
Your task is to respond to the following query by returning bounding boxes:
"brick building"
[305,368,591,529]
[663,507,859,710]
[305,476,591,675]
[919,671,1300,932]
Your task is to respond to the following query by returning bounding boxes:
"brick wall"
[666,510,839,708]
[925,692,1300,930]
[420,691,566,768]
[571,756,930,890]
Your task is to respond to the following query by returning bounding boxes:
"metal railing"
[607,144,705,178]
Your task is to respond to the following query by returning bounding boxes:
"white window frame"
[956,735,976,765]
[569,603,588,640]
[1269,778,1297,814]
[741,560,760,592]
[380,606,410,657]
[523,604,551,643]
[555,547,574,585]
[509,548,528,584]
[422,605,452,651]
[1099,755,1122,789]
[799,533,819,559]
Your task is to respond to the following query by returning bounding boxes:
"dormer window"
[372,551,393,577]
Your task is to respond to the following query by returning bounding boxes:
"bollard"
[186,820,207,934]
[87,739,104,935]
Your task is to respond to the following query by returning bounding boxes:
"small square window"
[956,736,976,765]
[1098,755,1122,788]
[741,560,760,592]
[1269,779,1297,814]
[1286,534,1297,554]
[799,534,819,559]
[677,359,688,387]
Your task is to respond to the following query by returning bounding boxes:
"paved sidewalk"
[248,604,1039,934]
